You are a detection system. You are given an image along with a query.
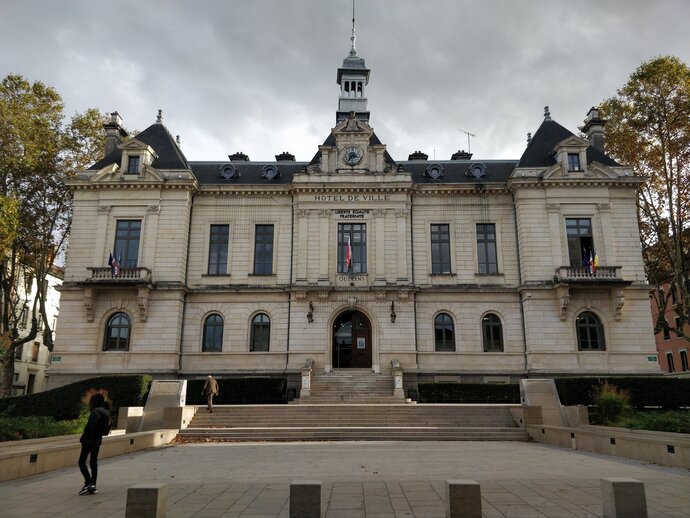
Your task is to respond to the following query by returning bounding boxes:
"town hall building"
[47,38,661,393]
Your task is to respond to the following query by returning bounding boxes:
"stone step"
[181,404,526,442]
[179,426,529,442]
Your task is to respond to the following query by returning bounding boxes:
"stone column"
[396,209,408,283]
[295,210,309,283]
[318,210,330,284]
[374,209,386,285]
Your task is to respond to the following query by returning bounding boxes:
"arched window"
[434,313,455,352]
[250,313,270,351]
[202,314,223,352]
[104,312,131,351]
[482,313,504,352]
[576,311,606,350]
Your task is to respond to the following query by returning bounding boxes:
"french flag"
[108,251,121,276]
[345,236,353,272]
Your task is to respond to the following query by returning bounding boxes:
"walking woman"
[77,392,111,495]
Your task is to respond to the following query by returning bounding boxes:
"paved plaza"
[0,440,688,517]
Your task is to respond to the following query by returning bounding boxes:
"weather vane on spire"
[350,0,357,56]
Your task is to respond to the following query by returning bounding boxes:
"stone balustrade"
[87,266,152,282]
[555,265,621,281]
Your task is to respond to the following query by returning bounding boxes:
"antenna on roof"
[350,0,357,55]
[458,128,476,154]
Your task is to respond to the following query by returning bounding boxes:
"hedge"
[418,383,520,403]
[555,377,690,409]
[186,377,287,405]
[0,375,152,421]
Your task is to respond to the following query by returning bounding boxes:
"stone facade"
[47,48,660,390]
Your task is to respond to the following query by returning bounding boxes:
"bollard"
[600,478,648,518]
[446,480,482,518]
[290,480,321,518]
[126,483,168,518]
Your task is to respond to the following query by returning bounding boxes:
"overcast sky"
[1,0,689,163]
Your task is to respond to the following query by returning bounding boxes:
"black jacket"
[80,406,110,446]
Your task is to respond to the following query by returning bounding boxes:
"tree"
[600,56,690,341]
[0,74,107,396]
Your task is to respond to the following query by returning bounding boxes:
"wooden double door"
[332,311,372,368]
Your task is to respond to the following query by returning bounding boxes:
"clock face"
[343,146,363,166]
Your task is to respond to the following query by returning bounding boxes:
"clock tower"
[336,7,370,123]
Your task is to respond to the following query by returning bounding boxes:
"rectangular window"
[666,352,675,373]
[566,218,594,268]
[18,304,28,328]
[676,316,682,336]
[14,344,23,360]
[31,342,40,362]
[127,156,140,174]
[663,321,671,341]
[567,153,581,171]
[338,223,367,273]
[476,223,498,274]
[253,224,274,275]
[680,350,689,372]
[430,224,451,274]
[670,284,677,305]
[114,220,142,268]
[208,224,229,275]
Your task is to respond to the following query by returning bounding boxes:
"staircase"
[299,368,402,404]
[178,404,528,442]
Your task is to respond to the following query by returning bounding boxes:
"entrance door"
[333,311,372,368]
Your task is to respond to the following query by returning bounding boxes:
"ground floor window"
[482,313,503,352]
[434,313,455,352]
[576,311,605,350]
[251,313,270,351]
[202,314,223,352]
[104,312,131,351]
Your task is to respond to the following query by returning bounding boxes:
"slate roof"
[190,161,307,185]
[401,160,518,184]
[89,122,189,170]
[518,119,619,168]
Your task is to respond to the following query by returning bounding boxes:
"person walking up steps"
[77,392,111,495]
[202,375,219,412]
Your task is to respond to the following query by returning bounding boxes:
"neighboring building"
[47,40,661,392]
[651,281,690,375]
[11,266,63,395]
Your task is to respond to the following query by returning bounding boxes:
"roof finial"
[156,109,163,123]
[527,132,532,145]
[176,135,181,146]
[349,0,357,56]
[544,106,551,120]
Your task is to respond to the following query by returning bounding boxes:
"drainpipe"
[285,195,294,370]
[178,194,194,375]
[410,190,419,369]
[512,194,529,377]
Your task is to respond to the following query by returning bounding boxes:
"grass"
[612,409,690,434]
[0,414,88,441]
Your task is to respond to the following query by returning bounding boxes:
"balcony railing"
[87,267,152,283]
[555,266,622,282]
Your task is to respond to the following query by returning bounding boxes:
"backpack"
[98,412,112,437]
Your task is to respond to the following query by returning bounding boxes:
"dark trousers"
[78,442,101,486]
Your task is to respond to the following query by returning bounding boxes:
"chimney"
[451,149,473,160]
[228,151,250,161]
[103,111,127,157]
[275,151,295,162]
[408,150,428,161]
[581,106,606,154]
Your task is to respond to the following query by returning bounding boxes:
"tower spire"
[350,0,357,56]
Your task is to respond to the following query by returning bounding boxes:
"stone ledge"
[527,424,690,468]
[0,429,178,482]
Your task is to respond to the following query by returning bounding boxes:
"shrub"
[555,377,690,409]
[616,410,690,434]
[186,377,287,405]
[0,375,152,420]
[0,414,87,441]
[418,383,520,403]
[591,381,630,425]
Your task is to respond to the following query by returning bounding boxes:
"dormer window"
[567,153,581,172]
[127,156,140,174]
